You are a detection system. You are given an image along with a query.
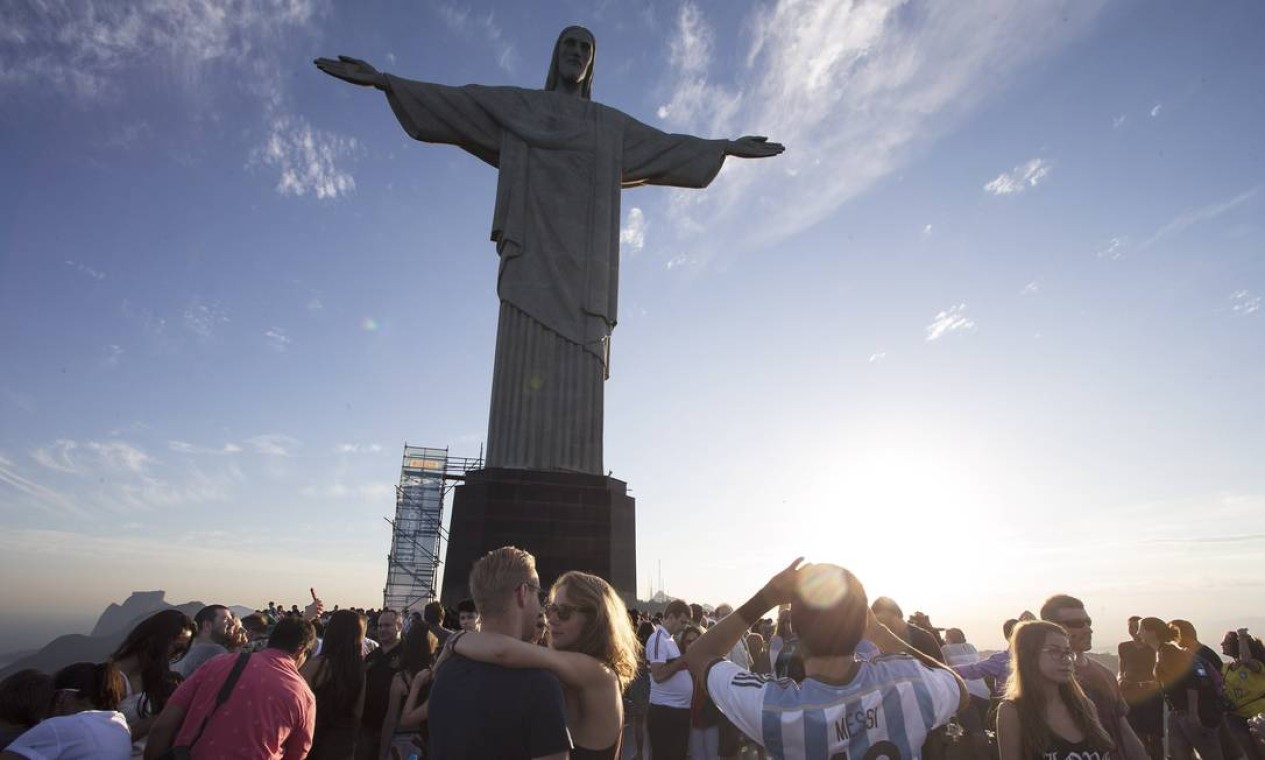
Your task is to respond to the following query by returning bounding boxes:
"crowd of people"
[0,551,1261,760]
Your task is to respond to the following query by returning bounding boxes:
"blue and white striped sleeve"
[706,658,774,747]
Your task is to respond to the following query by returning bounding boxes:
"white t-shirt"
[5,710,132,760]
[706,654,961,759]
[646,625,692,708]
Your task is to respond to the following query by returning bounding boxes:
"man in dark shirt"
[429,546,571,760]
[357,608,403,760]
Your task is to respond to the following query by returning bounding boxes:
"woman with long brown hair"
[109,609,196,755]
[300,609,367,758]
[996,620,1115,760]
[441,570,640,759]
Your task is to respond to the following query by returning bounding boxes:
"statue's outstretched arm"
[724,135,785,159]
[314,55,388,90]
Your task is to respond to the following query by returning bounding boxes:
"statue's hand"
[314,55,387,89]
[727,135,785,159]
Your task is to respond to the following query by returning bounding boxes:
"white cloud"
[0,0,323,101]
[868,352,887,363]
[264,327,292,351]
[651,1,1107,259]
[922,224,933,236]
[620,207,647,253]
[1231,290,1261,316]
[64,260,106,281]
[1020,281,1040,295]
[432,3,516,73]
[245,434,299,457]
[168,440,241,455]
[300,481,393,500]
[926,304,975,341]
[1150,103,1162,117]
[253,114,359,200]
[103,344,124,368]
[31,439,151,476]
[1112,115,1127,128]
[183,298,230,338]
[1138,186,1261,251]
[336,443,383,454]
[984,158,1052,195]
[1098,236,1128,260]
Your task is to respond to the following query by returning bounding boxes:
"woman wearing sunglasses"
[996,621,1115,760]
[444,570,639,760]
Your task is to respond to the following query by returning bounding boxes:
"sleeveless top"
[1040,732,1111,760]
[572,740,620,760]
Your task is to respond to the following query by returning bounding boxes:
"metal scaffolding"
[382,445,481,614]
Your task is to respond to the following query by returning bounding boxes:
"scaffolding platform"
[382,445,482,614]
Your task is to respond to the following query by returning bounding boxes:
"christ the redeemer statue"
[316,26,783,475]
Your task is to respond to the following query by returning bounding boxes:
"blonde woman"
[997,620,1115,760]
[444,570,639,760]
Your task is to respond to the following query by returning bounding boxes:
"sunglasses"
[545,602,594,622]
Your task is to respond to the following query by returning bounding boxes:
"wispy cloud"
[432,3,517,73]
[653,0,1107,259]
[620,207,647,253]
[264,327,292,351]
[868,352,887,364]
[1138,186,1261,250]
[336,443,383,454]
[299,481,393,500]
[1231,290,1261,316]
[984,158,1052,196]
[1097,236,1128,260]
[168,441,242,455]
[183,298,230,339]
[252,114,359,200]
[926,304,975,341]
[0,0,323,102]
[1020,281,1040,295]
[0,452,86,517]
[32,439,151,475]
[245,434,299,457]
[64,260,106,281]
[922,224,933,236]
[1150,103,1162,117]
[1112,114,1127,128]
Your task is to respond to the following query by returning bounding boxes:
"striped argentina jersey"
[706,653,961,760]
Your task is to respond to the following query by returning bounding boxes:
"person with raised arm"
[684,559,967,759]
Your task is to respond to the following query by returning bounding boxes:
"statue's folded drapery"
[384,77,728,473]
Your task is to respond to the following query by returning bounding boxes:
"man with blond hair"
[428,546,571,759]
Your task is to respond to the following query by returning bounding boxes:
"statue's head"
[545,25,595,99]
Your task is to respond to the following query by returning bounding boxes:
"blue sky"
[2,0,1263,653]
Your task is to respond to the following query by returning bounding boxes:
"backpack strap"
[183,653,251,750]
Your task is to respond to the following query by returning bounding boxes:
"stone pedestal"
[440,468,636,604]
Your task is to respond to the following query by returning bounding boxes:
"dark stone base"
[440,468,636,605]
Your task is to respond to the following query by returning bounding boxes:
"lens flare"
[796,564,850,609]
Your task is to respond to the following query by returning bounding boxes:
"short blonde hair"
[468,546,536,617]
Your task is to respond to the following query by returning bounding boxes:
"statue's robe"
[385,77,728,473]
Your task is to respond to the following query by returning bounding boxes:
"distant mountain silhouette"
[0,591,254,679]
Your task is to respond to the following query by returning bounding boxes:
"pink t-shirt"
[168,649,315,759]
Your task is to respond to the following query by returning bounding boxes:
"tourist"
[456,599,480,633]
[767,607,798,680]
[440,569,639,759]
[422,601,454,648]
[109,609,196,755]
[684,559,967,757]
[1118,616,1164,760]
[379,621,435,760]
[1040,594,1147,760]
[357,608,403,760]
[426,546,571,759]
[996,621,1115,760]
[1220,629,1265,760]
[302,609,367,759]
[626,620,655,760]
[4,661,130,760]
[143,617,316,760]
[647,599,694,760]
[172,605,234,679]
[871,597,945,662]
[678,624,720,760]
[0,670,53,750]
[1139,616,1225,760]
[941,627,993,759]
